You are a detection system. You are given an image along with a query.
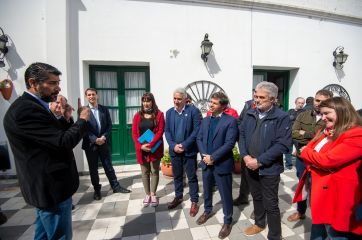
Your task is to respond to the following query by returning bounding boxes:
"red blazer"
[300,126,362,235]
[206,107,238,119]
[131,111,165,164]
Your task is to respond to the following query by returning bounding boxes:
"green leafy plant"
[0,80,6,89]
[161,148,171,165]
[233,145,241,162]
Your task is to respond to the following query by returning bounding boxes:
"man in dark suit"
[196,92,238,239]
[4,62,90,239]
[82,88,130,200]
[165,88,202,216]
[239,82,291,240]
[233,97,256,206]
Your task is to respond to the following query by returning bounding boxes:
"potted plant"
[233,145,242,174]
[161,148,173,177]
[0,79,13,100]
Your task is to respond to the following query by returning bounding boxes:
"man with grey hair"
[239,81,291,239]
[165,88,202,216]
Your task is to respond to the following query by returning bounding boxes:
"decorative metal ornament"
[323,84,350,102]
[333,46,348,70]
[200,34,213,62]
[185,80,226,113]
[0,27,8,68]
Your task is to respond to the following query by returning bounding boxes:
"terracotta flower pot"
[233,161,241,174]
[161,163,173,178]
[0,79,13,100]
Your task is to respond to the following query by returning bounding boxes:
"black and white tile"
[0,165,310,240]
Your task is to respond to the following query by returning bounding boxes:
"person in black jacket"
[239,82,291,240]
[284,97,305,169]
[233,98,255,206]
[4,62,90,239]
[82,88,131,201]
[357,108,362,117]
[303,96,314,111]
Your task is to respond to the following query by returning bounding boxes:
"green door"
[90,66,150,165]
[253,70,289,111]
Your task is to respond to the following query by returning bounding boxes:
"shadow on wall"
[334,67,345,82]
[204,50,221,78]
[2,36,26,81]
[0,35,24,174]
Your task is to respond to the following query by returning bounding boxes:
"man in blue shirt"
[196,92,238,239]
[82,88,131,200]
[165,88,202,217]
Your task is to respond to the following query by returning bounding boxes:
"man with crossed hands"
[239,82,291,240]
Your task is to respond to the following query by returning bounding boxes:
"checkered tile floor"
[0,164,311,240]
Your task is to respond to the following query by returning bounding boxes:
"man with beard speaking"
[4,62,90,240]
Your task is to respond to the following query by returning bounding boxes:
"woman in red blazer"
[131,92,164,207]
[300,97,362,239]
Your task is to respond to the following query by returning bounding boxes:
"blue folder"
[137,129,162,153]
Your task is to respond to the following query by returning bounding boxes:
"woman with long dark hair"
[299,97,362,239]
[131,93,164,207]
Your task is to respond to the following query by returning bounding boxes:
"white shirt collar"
[174,105,185,114]
[89,103,98,109]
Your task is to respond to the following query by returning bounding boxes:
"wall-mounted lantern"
[333,46,348,70]
[0,27,9,68]
[200,33,213,62]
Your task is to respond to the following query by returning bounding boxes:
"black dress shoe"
[113,186,131,193]
[93,190,102,200]
[168,198,183,209]
[196,212,212,225]
[218,224,232,239]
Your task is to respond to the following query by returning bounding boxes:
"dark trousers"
[236,160,250,201]
[85,144,119,191]
[171,155,199,202]
[246,169,281,240]
[203,167,233,224]
[296,156,307,214]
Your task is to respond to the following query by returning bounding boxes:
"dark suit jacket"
[239,106,291,175]
[4,92,87,209]
[82,104,112,151]
[165,105,202,157]
[197,114,238,174]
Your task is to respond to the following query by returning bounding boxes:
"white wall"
[251,9,362,108]
[257,0,362,18]
[76,0,252,113]
[0,0,47,175]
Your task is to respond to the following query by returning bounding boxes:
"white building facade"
[1,0,362,175]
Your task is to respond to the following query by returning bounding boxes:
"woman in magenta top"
[132,92,164,207]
